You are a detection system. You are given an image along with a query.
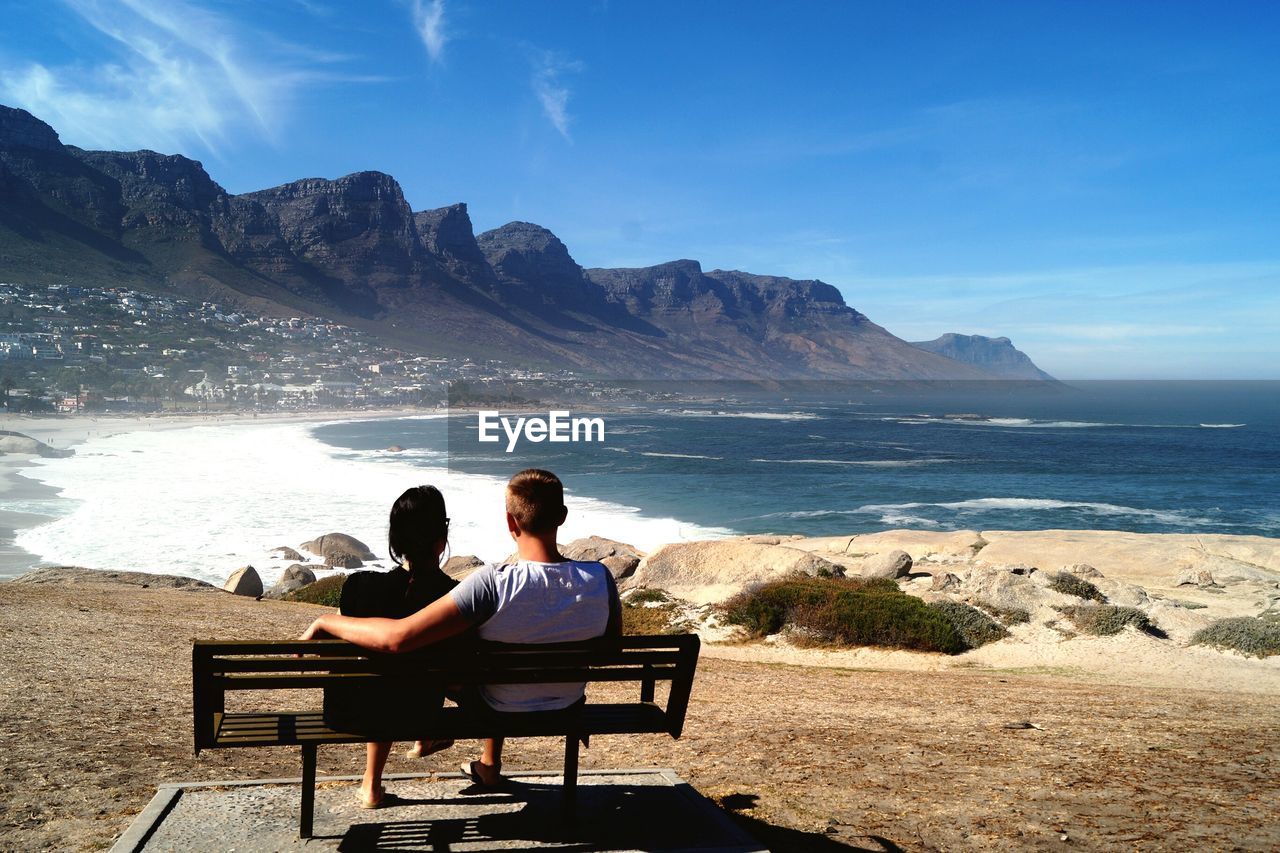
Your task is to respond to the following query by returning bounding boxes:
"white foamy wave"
[664,410,821,421]
[855,497,1214,526]
[638,452,724,460]
[14,420,730,586]
[750,458,946,467]
[1200,423,1246,428]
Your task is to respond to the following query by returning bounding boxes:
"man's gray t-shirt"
[451,559,620,712]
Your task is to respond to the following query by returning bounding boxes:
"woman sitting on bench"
[328,485,461,808]
[302,469,620,796]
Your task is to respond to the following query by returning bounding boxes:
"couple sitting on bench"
[300,468,622,809]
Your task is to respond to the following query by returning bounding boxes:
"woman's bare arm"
[300,593,471,654]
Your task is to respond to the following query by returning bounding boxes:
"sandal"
[357,784,386,809]
[406,739,454,759]
[459,760,506,791]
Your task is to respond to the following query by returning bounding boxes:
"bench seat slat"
[207,650,685,674]
[211,703,671,747]
[217,665,681,691]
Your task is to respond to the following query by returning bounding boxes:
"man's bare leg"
[474,737,504,784]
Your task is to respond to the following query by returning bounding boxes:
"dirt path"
[1,582,1277,851]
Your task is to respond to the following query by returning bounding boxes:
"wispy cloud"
[0,0,362,157]
[531,51,582,140]
[410,0,447,64]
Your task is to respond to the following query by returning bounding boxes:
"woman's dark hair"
[388,485,449,572]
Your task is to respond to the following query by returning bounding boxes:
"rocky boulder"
[271,546,304,561]
[790,530,987,570]
[562,536,644,580]
[13,566,215,590]
[302,533,375,568]
[267,564,317,598]
[443,555,485,580]
[0,431,74,458]
[930,572,962,592]
[860,550,913,580]
[224,565,263,598]
[627,540,842,605]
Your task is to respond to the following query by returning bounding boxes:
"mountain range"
[0,105,1051,381]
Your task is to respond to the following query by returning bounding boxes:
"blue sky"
[3,0,1278,378]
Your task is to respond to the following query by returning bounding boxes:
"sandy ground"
[1,580,1277,852]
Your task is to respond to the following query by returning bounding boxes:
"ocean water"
[10,381,1279,584]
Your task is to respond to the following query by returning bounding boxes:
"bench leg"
[300,743,317,839]
[562,734,579,823]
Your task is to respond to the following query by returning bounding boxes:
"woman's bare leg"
[362,741,392,804]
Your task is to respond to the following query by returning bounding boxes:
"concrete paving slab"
[113,769,765,852]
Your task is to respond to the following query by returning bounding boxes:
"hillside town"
[0,281,583,413]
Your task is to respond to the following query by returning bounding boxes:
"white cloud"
[410,0,447,64]
[532,51,582,141]
[0,0,353,156]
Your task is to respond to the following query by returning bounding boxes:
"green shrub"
[975,600,1031,625]
[1060,604,1159,636]
[721,577,965,654]
[283,573,346,607]
[929,601,1010,649]
[1048,571,1107,603]
[1192,617,1280,658]
[621,588,682,635]
[626,587,671,605]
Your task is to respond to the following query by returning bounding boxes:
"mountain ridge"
[0,104,1051,380]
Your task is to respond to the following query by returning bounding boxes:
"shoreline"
[0,408,430,577]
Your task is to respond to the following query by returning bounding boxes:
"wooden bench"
[192,634,700,838]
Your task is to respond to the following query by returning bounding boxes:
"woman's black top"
[339,565,457,619]
[324,564,463,738]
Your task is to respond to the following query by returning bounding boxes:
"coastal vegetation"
[721,577,969,654]
[621,588,684,635]
[1192,616,1280,658]
[282,573,345,607]
[1059,604,1161,637]
[973,600,1032,626]
[929,601,1011,648]
[1047,571,1108,602]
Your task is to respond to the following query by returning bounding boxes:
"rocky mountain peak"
[0,106,61,151]
[910,333,1053,380]
[477,221,582,284]
[414,202,485,265]
[73,149,226,211]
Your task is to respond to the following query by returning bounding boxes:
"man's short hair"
[506,468,565,534]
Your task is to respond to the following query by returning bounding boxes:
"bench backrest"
[193,634,700,751]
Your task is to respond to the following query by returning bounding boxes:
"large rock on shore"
[792,530,988,565]
[12,566,215,590]
[974,530,1280,591]
[861,549,913,579]
[628,539,841,605]
[224,566,263,597]
[443,555,484,580]
[0,431,74,458]
[562,536,644,580]
[301,533,375,568]
[266,565,316,598]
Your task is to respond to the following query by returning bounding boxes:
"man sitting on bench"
[301,468,622,791]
